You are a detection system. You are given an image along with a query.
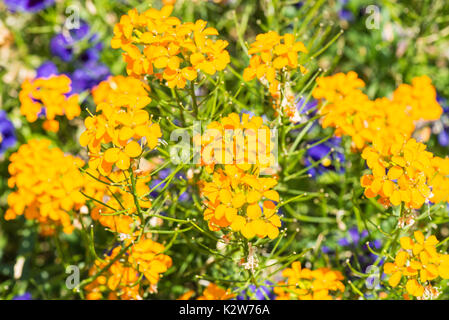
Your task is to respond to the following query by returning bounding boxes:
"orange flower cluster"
[384,231,449,299]
[243,31,308,97]
[312,72,442,150]
[19,75,80,132]
[197,283,234,300]
[361,134,449,209]
[274,261,345,300]
[194,112,276,174]
[202,164,281,240]
[80,76,161,175]
[5,139,86,234]
[111,5,230,88]
[202,165,281,240]
[85,239,172,300]
[198,113,280,240]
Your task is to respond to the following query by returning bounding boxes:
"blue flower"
[12,292,32,300]
[296,97,318,115]
[69,61,110,94]
[3,0,54,12]
[304,137,345,177]
[236,281,275,300]
[50,22,90,62]
[436,96,449,147]
[49,21,110,93]
[339,9,354,22]
[322,227,384,279]
[0,110,16,156]
[36,61,58,78]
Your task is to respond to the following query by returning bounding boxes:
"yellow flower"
[197,283,234,300]
[243,31,307,113]
[111,5,229,88]
[361,134,449,209]
[274,261,345,300]
[80,76,161,175]
[19,75,80,131]
[312,72,443,150]
[384,231,449,298]
[5,139,90,235]
[85,239,172,300]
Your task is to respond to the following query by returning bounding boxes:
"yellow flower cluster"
[274,261,345,300]
[80,76,161,175]
[384,231,449,298]
[5,139,86,234]
[85,238,172,300]
[312,72,442,150]
[194,112,275,174]
[198,113,281,240]
[197,283,234,300]
[111,5,230,88]
[393,75,443,122]
[19,75,80,132]
[243,31,308,97]
[202,165,281,239]
[361,134,449,209]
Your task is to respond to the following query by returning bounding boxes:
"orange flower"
[197,283,234,300]
[384,231,449,299]
[243,31,307,112]
[274,261,345,300]
[111,5,229,88]
[360,134,449,209]
[5,139,89,234]
[80,76,161,175]
[85,239,172,300]
[19,75,80,132]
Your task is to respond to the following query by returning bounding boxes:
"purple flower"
[12,292,32,300]
[36,61,58,78]
[305,137,345,177]
[0,110,16,156]
[296,97,318,115]
[50,21,90,62]
[69,61,110,94]
[339,9,354,22]
[322,227,384,281]
[3,0,54,12]
[237,281,275,300]
[436,96,449,147]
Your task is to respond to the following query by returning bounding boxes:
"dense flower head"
[0,110,16,156]
[202,164,281,240]
[312,72,443,150]
[384,231,449,299]
[19,75,80,132]
[361,134,449,209]
[274,261,345,300]
[194,112,276,174]
[5,139,87,234]
[197,283,234,300]
[80,76,161,175]
[392,75,443,122]
[243,31,308,97]
[85,239,172,300]
[111,5,230,88]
